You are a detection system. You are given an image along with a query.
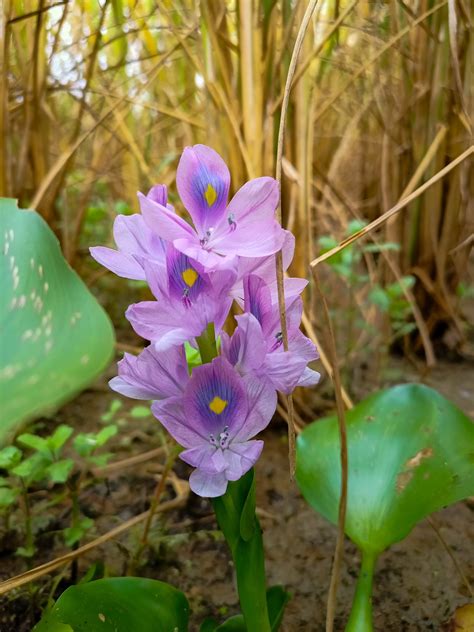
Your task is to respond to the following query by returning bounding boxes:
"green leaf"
[0,486,18,507]
[215,615,245,631]
[239,471,256,542]
[86,453,112,467]
[17,545,36,558]
[78,561,106,584]
[101,399,122,422]
[64,518,94,546]
[0,446,22,469]
[204,586,290,632]
[95,424,118,446]
[74,425,117,457]
[297,384,474,630]
[296,384,474,554]
[17,433,49,454]
[130,405,151,418]
[185,341,202,369]
[386,275,415,298]
[267,586,291,631]
[46,459,75,484]
[346,219,368,236]
[0,199,115,445]
[363,242,400,253]
[49,425,74,452]
[200,619,219,632]
[12,453,48,483]
[33,577,189,632]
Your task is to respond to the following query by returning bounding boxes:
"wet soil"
[0,357,473,632]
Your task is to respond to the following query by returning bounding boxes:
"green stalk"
[196,322,218,364]
[196,323,271,631]
[345,551,378,632]
[213,472,271,632]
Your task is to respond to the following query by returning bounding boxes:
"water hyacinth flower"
[126,244,236,350]
[89,185,168,280]
[236,275,320,389]
[138,145,286,270]
[109,344,189,400]
[152,357,277,497]
[91,143,321,500]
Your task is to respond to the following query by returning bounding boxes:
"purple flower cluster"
[91,145,319,497]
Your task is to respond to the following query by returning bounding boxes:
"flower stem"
[212,470,271,632]
[196,322,217,365]
[345,550,377,632]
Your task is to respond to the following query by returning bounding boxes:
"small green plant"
[318,220,415,384]
[0,423,117,557]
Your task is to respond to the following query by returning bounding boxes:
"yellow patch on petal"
[204,183,217,206]
[182,267,198,287]
[209,396,227,415]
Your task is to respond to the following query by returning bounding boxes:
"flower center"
[209,426,230,449]
[209,396,228,415]
[200,228,214,247]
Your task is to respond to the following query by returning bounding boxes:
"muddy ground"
[0,355,473,632]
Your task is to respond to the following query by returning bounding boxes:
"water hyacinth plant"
[91,144,320,629]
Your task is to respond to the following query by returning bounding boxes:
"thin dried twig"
[313,269,348,632]
[427,516,473,598]
[275,0,320,478]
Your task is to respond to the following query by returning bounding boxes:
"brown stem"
[140,456,174,548]
[313,269,349,632]
[274,0,320,478]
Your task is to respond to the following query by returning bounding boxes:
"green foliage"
[318,222,416,377]
[101,399,122,423]
[33,578,190,632]
[0,421,118,557]
[0,199,115,445]
[64,518,95,547]
[296,384,474,630]
[129,405,151,419]
[73,424,118,466]
[185,341,203,369]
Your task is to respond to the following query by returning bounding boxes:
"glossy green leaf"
[0,199,115,445]
[33,577,189,632]
[296,384,474,554]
